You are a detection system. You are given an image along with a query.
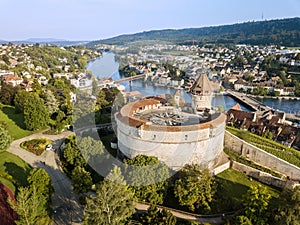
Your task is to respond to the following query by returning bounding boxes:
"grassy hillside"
[0,105,32,140]
[88,17,300,46]
[216,169,280,203]
[0,152,32,192]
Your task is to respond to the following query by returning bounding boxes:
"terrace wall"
[224,131,300,181]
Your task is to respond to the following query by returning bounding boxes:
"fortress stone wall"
[115,99,226,170]
[224,131,300,181]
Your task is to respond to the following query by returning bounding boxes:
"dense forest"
[88,17,300,46]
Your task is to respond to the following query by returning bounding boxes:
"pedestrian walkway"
[135,202,230,224]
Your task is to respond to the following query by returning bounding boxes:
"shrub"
[20,138,50,156]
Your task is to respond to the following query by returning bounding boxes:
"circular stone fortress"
[115,74,226,170]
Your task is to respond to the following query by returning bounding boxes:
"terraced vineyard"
[226,126,300,168]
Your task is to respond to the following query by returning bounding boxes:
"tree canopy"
[83,166,135,225]
[27,168,53,202]
[139,205,177,225]
[274,186,300,225]
[125,155,171,204]
[89,18,300,47]
[23,93,49,130]
[0,83,19,106]
[76,136,105,166]
[9,186,47,225]
[71,166,93,193]
[174,165,215,212]
[62,135,86,170]
[14,90,30,113]
[242,185,271,225]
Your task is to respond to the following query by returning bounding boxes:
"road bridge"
[114,74,147,83]
[227,90,300,121]
[226,90,271,112]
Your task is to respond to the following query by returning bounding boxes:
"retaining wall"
[224,131,300,181]
[232,161,288,188]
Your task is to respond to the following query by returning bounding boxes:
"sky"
[0,0,300,41]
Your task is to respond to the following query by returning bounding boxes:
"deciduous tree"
[71,166,93,193]
[274,186,300,225]
[42,90,59,115]
[140,205,177,225]
[23,93,49,130]
[125,155,171,204]
[243,185,271,225]
[14,90,30,113]
[92,77,100,96]
[27,168,53,201]
[9,185,47,225]
[76,136,105,167]
[63,136,86,170]
[174,165,215,212]
[83,166,135,225]
[234,215,252,225]
[51,110,67,132]
[0,83,19,105]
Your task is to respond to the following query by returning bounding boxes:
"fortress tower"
[115,97,226,170]
[190,74,214,113]
[115,74,226,170]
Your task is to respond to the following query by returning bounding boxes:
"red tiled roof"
[120,99,161,117]
[227,109,256,122]
[3,74,22,82]
[231,103,242,111]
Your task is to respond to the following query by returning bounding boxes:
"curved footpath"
[135,202,225,224]
[7,130,82,225]
[7,130,228,225]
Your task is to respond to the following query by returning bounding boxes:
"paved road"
[7,130,82,225]
[135,202,224,224]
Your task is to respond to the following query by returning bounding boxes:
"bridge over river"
[114,73,147,83]
[78,73,147,92]
[227,90,300,122]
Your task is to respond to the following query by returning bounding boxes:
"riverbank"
[86,52,300,114]
[253,95,300,101]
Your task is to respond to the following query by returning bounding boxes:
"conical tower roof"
[175,90,181,97]
[190,73,214,93]
[231,103,242,111]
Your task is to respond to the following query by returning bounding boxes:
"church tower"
[190,74,214,113]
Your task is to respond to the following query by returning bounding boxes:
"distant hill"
[0,38,89,46]
[25,38,68,43]
[88,17,300,47]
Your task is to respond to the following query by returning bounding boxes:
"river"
[87,52,300,113]
[255,97,300,114]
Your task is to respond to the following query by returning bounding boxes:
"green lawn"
[0,177,15,193]
[216,169,280,204]
[0,152,31,189]
[0,105,32,140]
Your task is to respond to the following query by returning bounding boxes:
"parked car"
[45,144,52,151]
